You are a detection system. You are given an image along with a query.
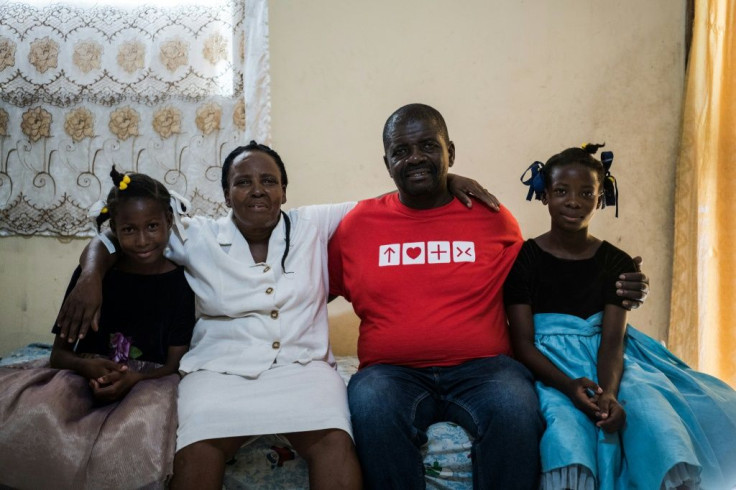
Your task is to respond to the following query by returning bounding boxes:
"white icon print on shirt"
[402,242,425,265]
[379,241,475,266]
[453,241,475,262]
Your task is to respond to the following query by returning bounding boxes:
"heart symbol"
[406,247,421,259]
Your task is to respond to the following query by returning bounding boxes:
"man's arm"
[55,232,118,343]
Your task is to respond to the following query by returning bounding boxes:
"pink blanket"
[0,360,178,489]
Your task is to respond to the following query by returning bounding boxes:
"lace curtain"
[0,0,270,236]
[669,0,735,387]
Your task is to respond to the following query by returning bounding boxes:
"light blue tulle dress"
[504,240,736,490]
[534,312,736,490]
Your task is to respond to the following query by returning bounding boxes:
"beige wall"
[0,0,685,356]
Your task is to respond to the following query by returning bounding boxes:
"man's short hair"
[382,103,450,150]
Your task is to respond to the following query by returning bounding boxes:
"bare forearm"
[515,343,572,393]
[79,231,118,278]
[507,304,574,393]
[49,346,83,372]
[135,345,187,381]
[49,342,100,379]
[597,345,623,396]
[135,363,180,381]
[597,305,627,396]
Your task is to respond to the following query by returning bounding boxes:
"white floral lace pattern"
[0,0,271,236]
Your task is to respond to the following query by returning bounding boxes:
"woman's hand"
[56,272,103,343]
[56,232,119,342]
[447,174,500,211]
[595,392,626,433]
[617,256,649,310]
[564,377,602,419]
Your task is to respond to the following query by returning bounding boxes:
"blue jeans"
[348,356,543,489]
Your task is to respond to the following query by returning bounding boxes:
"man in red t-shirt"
[328,103,647,489]
[328,103,542,489]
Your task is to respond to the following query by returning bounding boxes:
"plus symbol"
[431,244,447,261]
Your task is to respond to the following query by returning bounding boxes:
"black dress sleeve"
[503,240,537,306]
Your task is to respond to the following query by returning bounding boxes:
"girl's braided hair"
[543,143,607,188]
[95,166,172,232]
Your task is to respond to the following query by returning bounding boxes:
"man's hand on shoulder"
[617,256,649,310]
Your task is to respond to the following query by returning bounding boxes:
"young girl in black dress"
[504,145,736,490]
[0,168,195,489]
[50,167,195,402]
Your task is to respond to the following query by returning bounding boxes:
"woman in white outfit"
[167,142,361,488]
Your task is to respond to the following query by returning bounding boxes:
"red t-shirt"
[328,193,523,369]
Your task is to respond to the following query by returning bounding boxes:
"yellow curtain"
[670,0,735,387]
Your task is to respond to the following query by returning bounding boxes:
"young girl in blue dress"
[0,168,195,489]
[504,144,736,490]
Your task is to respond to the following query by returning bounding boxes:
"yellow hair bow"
[119,174,131,190]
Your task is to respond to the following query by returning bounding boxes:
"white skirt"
[176,361,352,451]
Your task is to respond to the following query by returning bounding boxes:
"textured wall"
[0,0,685,356]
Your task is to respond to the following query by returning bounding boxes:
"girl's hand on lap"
[94,365,129,386]
[91,369,141,403]
[565,377,602,419]
[80,357,125,381]
[595,392,626,433]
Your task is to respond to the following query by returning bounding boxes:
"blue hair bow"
[520,161,545,201]
[600,151,619,217]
